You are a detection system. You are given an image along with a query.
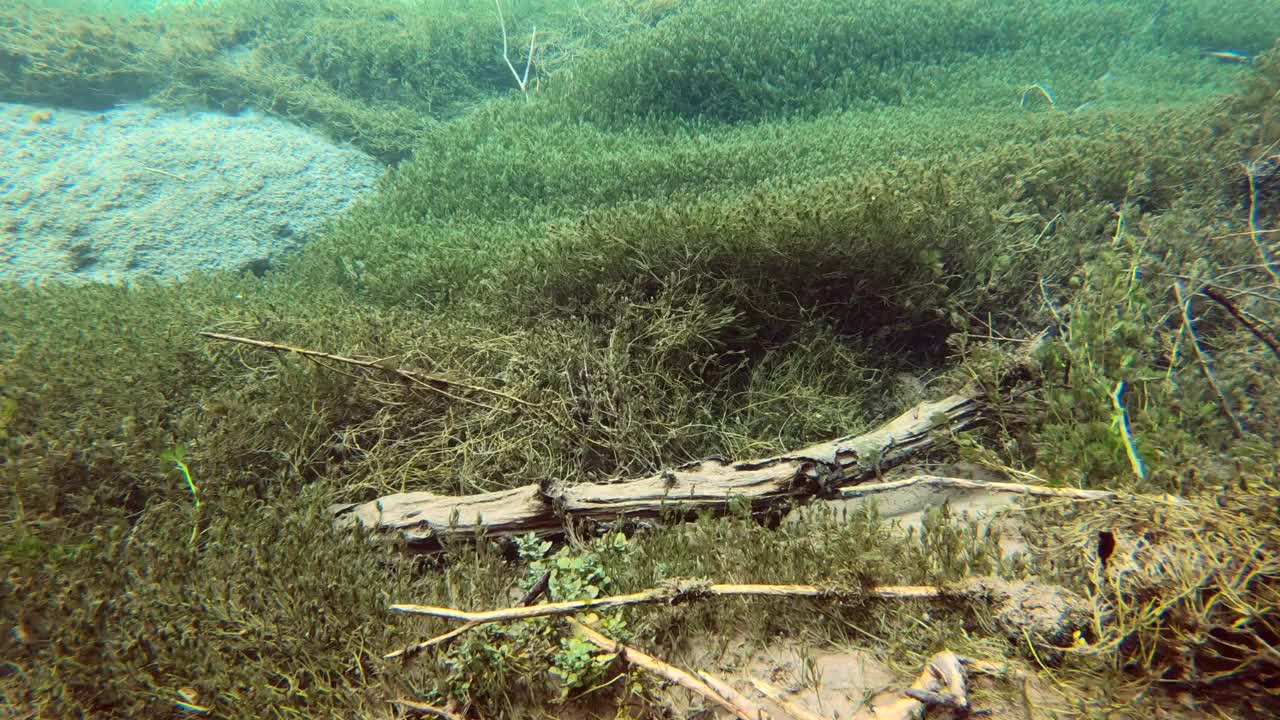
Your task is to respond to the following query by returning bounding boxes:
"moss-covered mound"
[5,0,1277,159]
[2,0,631,159]
[561,0,1280,123]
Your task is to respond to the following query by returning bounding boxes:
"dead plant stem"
[1172,281,1245,436]
[568,618,763,720]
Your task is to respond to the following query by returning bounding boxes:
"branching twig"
[198,331,535,410]
[495,0,536,95]
[1201,285,1280,362]
[388,582,948,650]
[1110,382,1146,481]
[389,698,468,720]
[385,581,957,659]
[1173,281,1246,436]
[201,330,607,453]
[390,550,1078,660]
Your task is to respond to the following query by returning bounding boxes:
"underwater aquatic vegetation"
[1020,82,1057,111]
[495,0,537,97]
[160,445,200,546]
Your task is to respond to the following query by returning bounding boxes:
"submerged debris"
[1237,154,1280,213]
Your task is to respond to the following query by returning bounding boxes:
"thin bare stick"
[568,618,759,720]
[749,678,826,720]
[1201,285,1280,362]
[385,582,951,658]
[385,621,482,660]
[698,671,773,720]
[1110,381,1146,481]
[1173,281,1245,436]
[495,0,536,94]
[141,166,188,182]
[840,474,1115,502]
[391,582,946,626]
[198,331,536,409]
[1039,275,1067,333]
[389,698,468,720]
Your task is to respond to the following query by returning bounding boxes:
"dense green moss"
[4,0,1271,158]
[559,0,1279,124]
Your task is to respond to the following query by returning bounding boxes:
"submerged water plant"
[160,445,200,546]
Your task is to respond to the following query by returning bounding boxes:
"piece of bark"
[331,393,979,546]
[862,651,969,720]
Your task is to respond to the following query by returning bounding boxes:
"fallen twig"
[1241,159,1280,289]
[1173,280,1245,436]
[1110,381,1147,480]
[1019,82,1056,110]
[387,577,1089,667]
[141,166,189,182]
[1201,285,1280,362]
[749,678,825,720]
[698,671,773,720]
[199,331,533,410]
[389,697,468,720]
[839,474,1115,502]
[386,582,949,657]
[495,0,536,96]
[568,618,762,720]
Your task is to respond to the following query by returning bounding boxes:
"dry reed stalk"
[385,582,950,658]
[568,618,765,720]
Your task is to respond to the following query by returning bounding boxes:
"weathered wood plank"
[330,393,980,546]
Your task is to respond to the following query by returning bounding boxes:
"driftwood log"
[330,392,981,546]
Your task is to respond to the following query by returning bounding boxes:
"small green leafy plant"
[440,533,632,707]
[518,532,631,699]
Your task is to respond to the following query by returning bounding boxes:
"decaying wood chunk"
[330,393,980,546]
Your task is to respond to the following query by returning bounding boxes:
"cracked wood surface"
[330,392,980,546]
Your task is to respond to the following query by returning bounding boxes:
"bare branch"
[839,474,1117,502]
[385,582,950,657]
[495,0,536,95]
[1201,285,1280,362]
[568,618,762,720]
[198,331,535,409]
[389,698,468,720]
[1173,280,1245,436]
